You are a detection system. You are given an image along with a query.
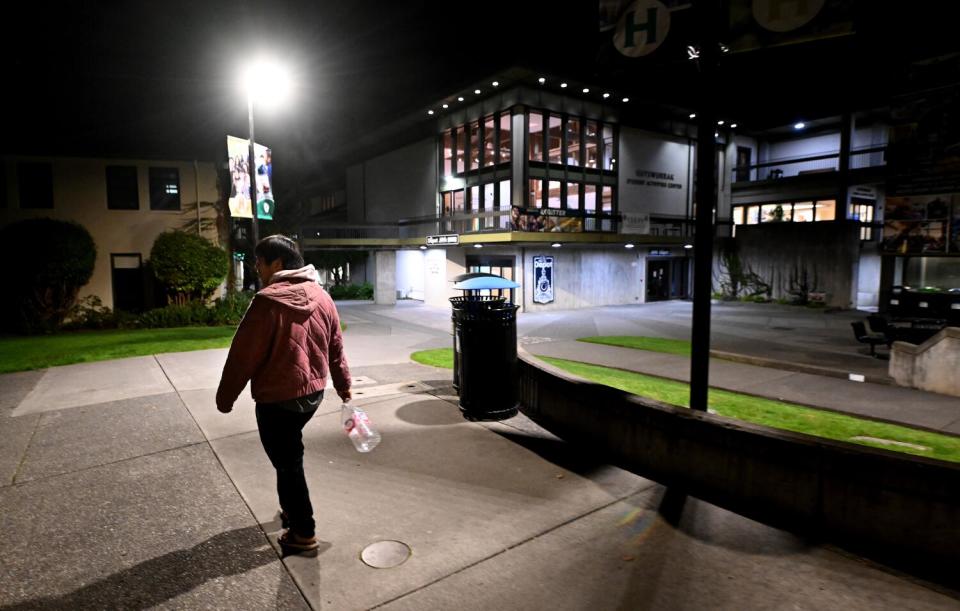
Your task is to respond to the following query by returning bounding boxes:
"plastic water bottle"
[341,402,381,453]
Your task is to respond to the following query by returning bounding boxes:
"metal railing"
[731,145,886,184]
[303,210,698,241]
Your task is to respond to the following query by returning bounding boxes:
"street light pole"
[247,94,260,288]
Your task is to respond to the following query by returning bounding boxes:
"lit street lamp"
[241,59,292,285]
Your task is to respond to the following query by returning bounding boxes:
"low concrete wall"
[890,327,960,397]
[517,350,960,577]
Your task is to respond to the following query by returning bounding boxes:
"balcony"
[731,145,887,184]
[303,211,692,243]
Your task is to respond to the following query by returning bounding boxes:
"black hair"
[255,234,304,270]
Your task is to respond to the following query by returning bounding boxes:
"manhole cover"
[360,540,411,568]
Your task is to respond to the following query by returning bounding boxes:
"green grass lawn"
[578,335,691,356]
[411,348,455,369]
[0,327,238,373]
[409,347,960,462]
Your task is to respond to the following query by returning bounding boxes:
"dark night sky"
[6,1,960,191]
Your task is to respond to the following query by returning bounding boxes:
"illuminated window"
[529,112,543,162]
[547,180,562,208]
[456,128,465,174]
[529,179,543,207]
[585,121,598,169]
[443,130,453,176]
[814,199,836,221]
[453,189,464,212]
[566,118,581,166]
[602,125,614,170]
[584,184,597,213]
[761,203,791,222]
[469,121,480,170]
[793,202,814,222]
[601,186,613,213]
[484,183,496,228]
[499,180,511,230]
[548,115,562,164]
[149,167,180,211]
[566,183,580,210]
[732,207,744,225]
[499,113,511,164]
[745,205,760,224]
[483,116,496,167]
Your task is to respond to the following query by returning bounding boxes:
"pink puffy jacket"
[216,266,351,409]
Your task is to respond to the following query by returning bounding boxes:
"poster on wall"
[881,193,952,254]
[533,255,555,304]
[226,136,275,220]
[511,207,584,232]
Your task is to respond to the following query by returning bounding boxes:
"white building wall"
[1,155,221,309]
[396,249,425,300]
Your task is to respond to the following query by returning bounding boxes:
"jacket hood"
[258,265,323,312]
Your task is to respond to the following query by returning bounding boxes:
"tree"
[150,231,229,305]
[0,218,96,333]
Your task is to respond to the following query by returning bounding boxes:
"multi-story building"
[303,68,898,312]
[0,155,224,311]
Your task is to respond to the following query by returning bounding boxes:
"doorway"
[111,253,144,312]
[646,258,688,301]
[466,256,515,303]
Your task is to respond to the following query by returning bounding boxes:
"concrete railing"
[517,349,960,578]
[890,327,960,397]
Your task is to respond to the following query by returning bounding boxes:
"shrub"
[62,291,254,331]
[0,218,96,333]
[150,231,229,305]
[328,282,373,300]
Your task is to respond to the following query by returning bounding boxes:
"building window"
[483,182,496,228]
[793,202,814,222]
[529,179,543,208]
[443,131,453,176]
[601,185,614,231]
[603,125,615,170]
[453,189,465,212]
[585,121,599,169]
[851,201,875,240]
[18,162,54,209]
[499,113,511,164]
[815,199,836,221]
[456,127,465,174]
[547,180,561,209]
[442,191,453,216]
[566,118,581,166]
[149,167,180,211]
[529,112,543,162]
[106,166,139,210]
[469,121,480,171]
[761,203,791,222]
[566,183,580,210]
[483,116,496,167]
[548,115,562,164]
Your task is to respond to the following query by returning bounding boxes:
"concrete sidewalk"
[1,303,959,608]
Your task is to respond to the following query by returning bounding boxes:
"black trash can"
[450,295,519,421]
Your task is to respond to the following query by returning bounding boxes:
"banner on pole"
[226,136,274,220]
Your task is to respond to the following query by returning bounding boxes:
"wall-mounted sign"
[621,212,651,235]
[426,234,459,246]
[649,248,672,256]
[533,255,555,304]
[612,0,671,57]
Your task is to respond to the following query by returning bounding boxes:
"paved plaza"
[1,301,958,609]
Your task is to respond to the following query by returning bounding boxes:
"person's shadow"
[1,525,315,610]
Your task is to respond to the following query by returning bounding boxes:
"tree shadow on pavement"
[1,526,287,610]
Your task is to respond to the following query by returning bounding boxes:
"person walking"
[216,235,351,552]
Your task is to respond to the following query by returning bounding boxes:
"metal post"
[247,95,260,288]
[689,0,720,412]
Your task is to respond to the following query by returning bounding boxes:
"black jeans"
[255,392,321,538]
